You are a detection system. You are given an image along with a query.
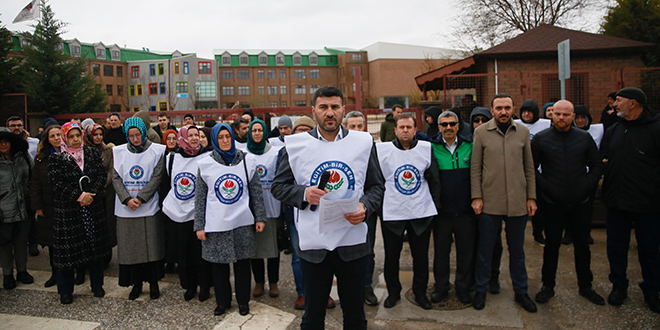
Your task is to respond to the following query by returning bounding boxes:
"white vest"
[113,143,166,218]
[162,152,207,222]
[285,130,372,251]
[246,146,282,218]
[197,154,255,233]
[514,118,551,139]
[376,141,437,221]
[268,137,285,147]
[587,123,604,149]
[235,141,247,151]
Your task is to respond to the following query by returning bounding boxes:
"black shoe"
[579,288,605,306]
[3,275,16,290]
[165,263,176,274]
[29,244,39,257]
[60,294,73,305]
[561,233,572,245]
[456,291,473,304]
[150,282,160,299]
[515,293,538,313]
[588,236,594,245]
[283,248,292,255]
[44,273,57,288]
[488,279,500,294]
[74,269,85,285]
[16,271,34,284]
[184,288,197,301]
[239,304,250,315]
[129,283,142,300]
[214,305,226,316]
[644,295,660,314]
[415,295,433,310]
[383,294,400,308]
[472,291,487,310]
[535,286,555,303]
[364,286,378,306]
[199,286,210,302]
[608,285,627,306]
[430,288,448,303]
[92,287,105,298]
[534,235,546,245]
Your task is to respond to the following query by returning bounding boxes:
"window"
[268,69,276,79]
[174,62,180,74]
[281,101,287,107]
[238,86,250,95]
[132,106,141,112]
[103,65,113,76]
[268,86,277,95]
[175,81,189,93]
[294,69,305,79]
[110,104,121,112]
[222,70,234,79]
[310,69,320,78]
[222,86,234,95]
[111,50,120,60]
[237,69,249,79]
[309,55,318,65]
[258,70,264,79]
[129,85,135,97]
[352,66,362,76]
[293,55,302,65]
[222,55,231,66]
[159,82,166,94]
[158,63,165,75]
[93,64,100,76]
[258,102,266,108]
[117,85,123,96]
[239,55,248,65]
[150,106,156,112]
[136,84,143,96]
[183,62,189,74]
[269,101,278,107]
[195,81,216,98]
[96,48,105,58]
[106,85,113,95]
[116,66,123,77]
[70,45,81,56]
[352,53,362,61]
[276,55,285,65]
[259,55,268,65]
[295,101,306,106]
[280,69,286,79]
[131,66,139,78]
[149,83,158,95]
[198,61,211,74]
[295,85,306,94]
[158,101,168,111]
[280,85,286,94]
[310,85,320,94]
[149,64,156,76]
[258,86,265,95]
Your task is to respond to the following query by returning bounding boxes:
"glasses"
[294,127,311,133]
[439,122,458,127]
[473,118,488,123]
[8,124,23,128]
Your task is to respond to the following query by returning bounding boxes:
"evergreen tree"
[602,0,660,66]
[0,21,20,95]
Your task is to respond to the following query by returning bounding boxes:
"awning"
[415,57,475,91]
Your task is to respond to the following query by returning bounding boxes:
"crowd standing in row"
[0,85,658,330]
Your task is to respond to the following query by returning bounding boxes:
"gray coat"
[194,150,266,264]
[0,150,31,224]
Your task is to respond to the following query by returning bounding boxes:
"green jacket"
[432,135,473,216]
[380,113,396,142]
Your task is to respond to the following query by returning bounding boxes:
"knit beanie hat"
[616,87,646,106]
[278,115,293,128]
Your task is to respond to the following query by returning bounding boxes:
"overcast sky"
[1,0,610,59]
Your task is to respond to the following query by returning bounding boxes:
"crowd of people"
[0,85,658,329]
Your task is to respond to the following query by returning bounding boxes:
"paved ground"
[1,223,658,330]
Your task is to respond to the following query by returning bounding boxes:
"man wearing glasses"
[6,116,38,160]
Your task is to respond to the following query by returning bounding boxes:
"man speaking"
[272,86,384,329]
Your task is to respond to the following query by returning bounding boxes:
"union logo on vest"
[394,164,421,195]
[214,173,244,204]
[174,172,196,200]
[257,164,267,179]
[310,161,356,199]
[129,165,144,180]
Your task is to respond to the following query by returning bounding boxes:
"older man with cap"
[293,116,316,134]
[269,115,293,147]
[600,87,660,313]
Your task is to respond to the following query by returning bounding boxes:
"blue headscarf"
[247,119,267,155]
[542,102,555,119]
[211,123,236,164]
[123,117,147,145]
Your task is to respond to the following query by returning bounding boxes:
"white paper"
[318,192,359,234]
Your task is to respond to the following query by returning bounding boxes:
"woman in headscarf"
[245,119,282,299]
[161,128,178,274]
[30,125,62,287]
[194,123,266,316]
[47,122,111,304]
[0,127,33,290]
[199,127,212,148]
[162,129,178,153]
[162,125,212,302]
[112,117,166,300]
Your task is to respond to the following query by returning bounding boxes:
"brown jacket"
[470,119,536,217]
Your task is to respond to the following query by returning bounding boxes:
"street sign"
[558,39,570,99]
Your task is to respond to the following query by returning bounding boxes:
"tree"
[601,0,660,66]
[452,0,599,51]
[19,1,106,114]
[0,21,21,95]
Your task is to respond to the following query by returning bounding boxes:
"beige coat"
[470,119,536,217]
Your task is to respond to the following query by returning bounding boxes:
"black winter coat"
[31,153,55,247]
[48,147,111,269]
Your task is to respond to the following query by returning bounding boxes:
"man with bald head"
[531,100,605,306]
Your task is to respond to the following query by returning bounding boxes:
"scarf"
[211,123,236,165]
[61,122,84,169]
[177,125,201,156]
[247,119,267,155]
[162,129,178,152]
[83,124,104,148]
[123,117,148,153]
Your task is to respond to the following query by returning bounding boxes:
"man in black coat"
[531,100,605,306]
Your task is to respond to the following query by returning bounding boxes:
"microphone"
[310,171,330,211]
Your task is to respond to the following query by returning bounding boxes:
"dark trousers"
[0,219,30,275]
[364,212,377,287]
[433,214,476,293]
[174,221,212,290]
[490,223,503,281]
[251,256,280,284]
[383,222,432,298]
[607,209,660,296]
[541,201,593,289]
[56,261,104,295]
[475,213,528,294]
[211,259,251,307]
[300,252,367,330]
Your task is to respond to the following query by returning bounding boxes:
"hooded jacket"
[424,106,442,139]
[519,99,540,124]
[0,128,31,224]
[470,107,492,132]
[380,113,397,142]
[573,105,592,130]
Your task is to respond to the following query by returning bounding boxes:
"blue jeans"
[288,218,304,296]
[475,213,529,294]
